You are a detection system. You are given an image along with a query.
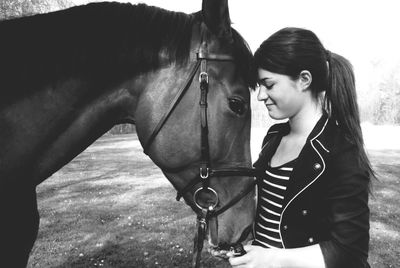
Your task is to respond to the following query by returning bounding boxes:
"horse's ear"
[202,0,232,38]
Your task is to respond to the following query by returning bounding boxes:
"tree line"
[0,0,72,20]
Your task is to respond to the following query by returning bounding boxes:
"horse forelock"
[0,2,198,104]
[231,28,257,90]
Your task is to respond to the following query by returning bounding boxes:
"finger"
[229,254,250,266]
[243,244,254,251]
[245,240,253,245]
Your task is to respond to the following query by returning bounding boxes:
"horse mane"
[0,2,255,104]
[0,2,198,103]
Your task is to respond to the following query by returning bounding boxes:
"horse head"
[134,0,256,257]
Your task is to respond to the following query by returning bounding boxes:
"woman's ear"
[299,70,312,91]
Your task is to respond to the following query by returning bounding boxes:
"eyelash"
[257,80,274,90]
[258,83,273,90]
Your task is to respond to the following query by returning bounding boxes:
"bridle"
[142,34,260,268]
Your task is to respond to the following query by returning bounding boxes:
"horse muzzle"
[207,221,253,259]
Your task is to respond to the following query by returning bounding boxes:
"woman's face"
[257,68,306,120]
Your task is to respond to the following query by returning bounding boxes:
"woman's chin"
[268,112,285,121]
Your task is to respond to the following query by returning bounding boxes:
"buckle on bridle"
[199,72,209,84]
[199,167,209,179]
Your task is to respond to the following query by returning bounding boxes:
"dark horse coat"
[0,1,257,267]
[254,113,370,268]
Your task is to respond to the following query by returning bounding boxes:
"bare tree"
[0,0,72,20]
[360,60,400,125]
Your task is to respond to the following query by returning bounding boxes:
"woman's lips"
[265,102,275,108]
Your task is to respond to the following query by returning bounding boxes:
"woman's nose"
[257,86,268,102]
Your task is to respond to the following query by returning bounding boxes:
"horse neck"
[0,2,196,106]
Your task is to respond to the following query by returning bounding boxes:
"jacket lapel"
[253,114,331,210]
[283,114,330,210]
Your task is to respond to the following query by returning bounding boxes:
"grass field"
[27,131,399,268]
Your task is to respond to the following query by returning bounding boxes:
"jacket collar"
[254,111,332,169]
[274,111,330,142]
[305,111,330,145]
[255,112,331,199]
[281,112,331,226]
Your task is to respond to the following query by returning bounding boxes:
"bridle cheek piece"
[142,48,260,268]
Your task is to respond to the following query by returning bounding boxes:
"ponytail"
[325,52,359,142]
[325,52,376,182]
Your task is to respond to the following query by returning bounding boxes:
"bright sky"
[70,0,399,90]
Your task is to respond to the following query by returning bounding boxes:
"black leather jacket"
[253,113,370,268]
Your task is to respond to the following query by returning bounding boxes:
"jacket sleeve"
[319,144,370,268]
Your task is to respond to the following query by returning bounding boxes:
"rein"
[143,45,260,268]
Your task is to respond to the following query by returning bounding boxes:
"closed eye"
[256,79,274,90]
[228,97,247,116]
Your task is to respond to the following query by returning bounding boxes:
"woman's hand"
[228,245,282,268]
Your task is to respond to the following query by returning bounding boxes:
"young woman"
[228,27,373,267]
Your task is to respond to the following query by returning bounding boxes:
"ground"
[27,129,399,267]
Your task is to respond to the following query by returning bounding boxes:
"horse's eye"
[228,98,246,116]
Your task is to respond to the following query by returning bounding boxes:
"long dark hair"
[254,27,375,181]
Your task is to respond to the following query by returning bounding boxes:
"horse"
[0,0,257,267]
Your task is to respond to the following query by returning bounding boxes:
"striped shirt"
[253,158,296,248]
